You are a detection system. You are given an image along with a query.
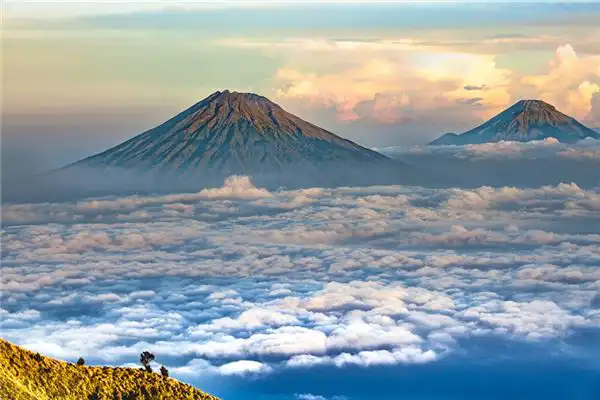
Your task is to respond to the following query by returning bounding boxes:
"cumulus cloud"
[217,360,272,376]
[221,38,600,144]
[288,347,437,369]
[296,394,347,400]
[523,44,600,123]
[296,394,327,400]
[196,175,273,200]
[169,358,272,377]
[273,43,511,124]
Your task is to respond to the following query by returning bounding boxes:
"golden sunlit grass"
[0,339,220,400]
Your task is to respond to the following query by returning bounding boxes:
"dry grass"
[0,339,220,400]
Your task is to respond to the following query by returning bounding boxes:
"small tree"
[160,365,169,378]
[76,357,85,366]
[140,351,155,373]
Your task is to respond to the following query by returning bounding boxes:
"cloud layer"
[2,171,600,398]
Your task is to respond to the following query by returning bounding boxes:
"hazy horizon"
[3,2,600,176]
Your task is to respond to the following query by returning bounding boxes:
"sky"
[2,1,600,176]
[2,4,600,399]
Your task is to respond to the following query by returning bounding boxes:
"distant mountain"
[429,100,600,145]
[5,91,421,202]
[0,339,218,400]
[71,90,391,176]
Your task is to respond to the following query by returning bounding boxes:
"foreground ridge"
[0,339,219,400]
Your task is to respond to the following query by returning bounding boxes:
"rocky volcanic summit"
[73,90,391,176]
[430,100,600,145]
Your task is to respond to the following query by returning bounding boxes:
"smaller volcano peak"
[429,99,600,145]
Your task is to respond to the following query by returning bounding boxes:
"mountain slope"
[430,100,600,145]
[72,90,391,175]
[0,339,218,400]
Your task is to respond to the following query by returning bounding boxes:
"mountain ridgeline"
[0,339,218,400]
[430,100,600,145]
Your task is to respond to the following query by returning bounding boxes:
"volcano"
[429,100,600,145]
[5,91,415,202]
[72,90,391,176]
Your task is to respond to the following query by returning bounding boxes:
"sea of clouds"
[377,138,600,189]
[2,141,600,399]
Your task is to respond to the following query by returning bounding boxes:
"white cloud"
[196,175,273,200]
[217,360,272,376]
[378,137,600,161]
[331,347,438,367]
[295,394,348,400]
[288,347,438,369]
[296,394,327,400]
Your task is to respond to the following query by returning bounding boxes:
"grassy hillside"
[0,339,219,400]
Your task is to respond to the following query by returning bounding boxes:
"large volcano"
[4,91,415,201]
[73,90,391,175]
[429,100,600,145]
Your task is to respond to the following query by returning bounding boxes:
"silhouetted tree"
[77,357,85,366]
[140,351,155,373]
[160,365,169,377]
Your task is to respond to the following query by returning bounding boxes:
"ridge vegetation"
[0,339,219,400]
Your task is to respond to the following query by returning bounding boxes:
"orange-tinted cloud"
[273,40,513,124]
[522,44,600,122]
[272,40,600,128]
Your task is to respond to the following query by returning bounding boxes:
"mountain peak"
[514,99,553,106]
[511,99,556,113]
[206,90,281,117]
[212,90,272,102]
[430,99,599,145]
